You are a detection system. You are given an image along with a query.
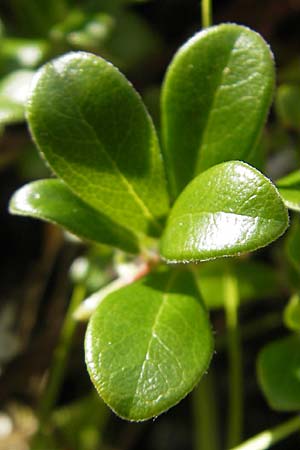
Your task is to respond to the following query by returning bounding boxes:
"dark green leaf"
[9,179,139,254]
[160,161,289,262]
[257,335,300,411]
[161,24,275,198]
[27,52,169,239]
[277,170,300,212]
[284,294,300,332]
[85,269,213,421]
[275,84,300,130]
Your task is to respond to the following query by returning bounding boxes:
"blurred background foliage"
[1,0,300,449]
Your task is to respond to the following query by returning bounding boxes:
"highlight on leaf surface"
[9,179,139,254]
[257,335,300,411]
[26,51,169,240]
[85,269,213,421]
[160,161,289,262]
[161,23,275,198]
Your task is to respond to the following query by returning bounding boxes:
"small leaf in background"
[196,259,281,310]
[275,84,300,130]
[85,269,213,421]
[161,23,275,198]
[283,293,300,332]
[161,161,288,262]
[0,69,35,125]
[1,39,48,73]
[9,179,139,254]
[257,335,300,411]
[285,216,300,273]
[276,170,300,212]
[53,393,109,450]
[27,52,169,239]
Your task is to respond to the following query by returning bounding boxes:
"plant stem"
[230,415,300,450]
[225,270,243,448]
[39,283,86,425]
[201,0,212,28]
[193,369,220,450]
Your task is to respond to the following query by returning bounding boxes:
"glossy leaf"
[283,294,300,332]
[85,269,213,421]
[276,170,300,212]
[161,23,275,198]
[276,84,300,130]
[160,161,289,262]
[196,259,281,310]
[9,179,139,254]
[27,52,169,238]
[257,335,300,411]
[0,70,34,125]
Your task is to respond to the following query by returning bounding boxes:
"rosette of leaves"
[10,24,291,421]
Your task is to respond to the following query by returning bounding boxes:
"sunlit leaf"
[9,179,139,253]
[27,52,169,239]
[161,161,288,262]
[161,24,274,198]
[85,269,213,420]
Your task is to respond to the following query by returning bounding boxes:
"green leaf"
[276,170,300,212]
[9,179,139,254]
[161,24,275,198]
[275,84,300,130]
[283,293,300,332]
[0,69,34,125]
[257,335,300,411]
[160,161,289,262]
[0,98,24,125]
[285,216,300,274]
[27,52,169,239]
[196,259,281,310]
[1,39,48,72]
[85,269,213,421]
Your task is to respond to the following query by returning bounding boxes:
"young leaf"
[85,269,213,421]
[276,170,300,212]
[9,179,139,254]
[257,335,300,411]
[275,84,300,130]
[160,161,289,262]
[27,52,169,239]
[283,293,300,332]
[161,24,274,198]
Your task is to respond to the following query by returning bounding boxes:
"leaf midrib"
[129,272,178,414]
[52,66,163,235]
[170,210,285,225]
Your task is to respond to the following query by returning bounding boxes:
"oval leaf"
[85,269,213,421]
[276,170,300,212]
[257,335,300,411]
[9,179,139,254]
[160,161,289,262]
[27,52,169,238]
[161,24,275,198]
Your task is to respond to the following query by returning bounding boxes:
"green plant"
[8,0,300,448]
